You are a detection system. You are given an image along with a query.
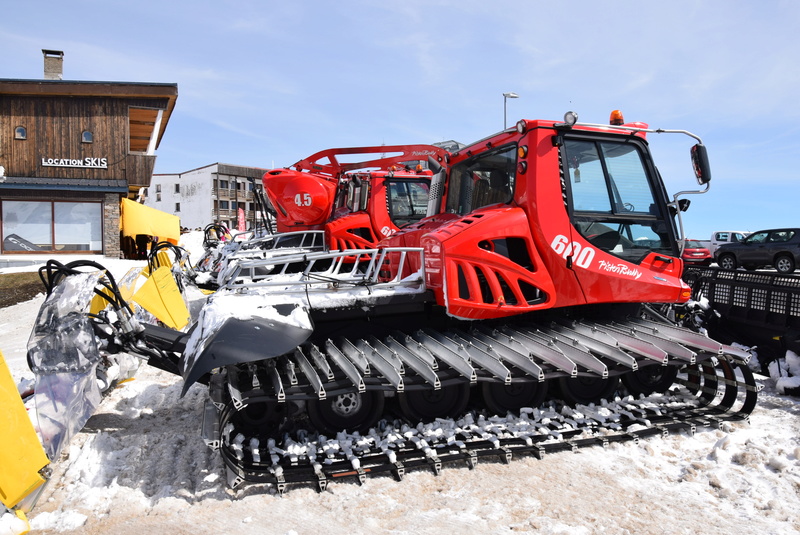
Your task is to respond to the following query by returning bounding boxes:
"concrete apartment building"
[144,163,270,231]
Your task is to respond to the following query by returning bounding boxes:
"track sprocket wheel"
[622,365,680,396]
[481,380,548,415]
[307,391,385,435]
[558,375,620,406]
[398,383,471,422]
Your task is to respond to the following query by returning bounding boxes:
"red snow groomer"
[17,111,758,497]
[173,111,755,487]
[263,144,449,250]
[194,145,449,285]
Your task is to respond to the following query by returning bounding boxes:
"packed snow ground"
[1,234,798,535]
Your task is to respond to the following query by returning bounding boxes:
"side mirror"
[691,143,711,185]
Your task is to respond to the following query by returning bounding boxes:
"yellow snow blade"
[0,351,49,511]
[131,266,190,330]
[139,251,173,279]
[89,266,146,315]
[155,250,173,270]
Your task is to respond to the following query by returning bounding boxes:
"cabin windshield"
[386,179,430,227]
[564,137,676,262]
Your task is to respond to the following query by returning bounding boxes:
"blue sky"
[2,1,799,240]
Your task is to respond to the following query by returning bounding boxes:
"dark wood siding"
[0,95,169,186]
[125,154,156,188]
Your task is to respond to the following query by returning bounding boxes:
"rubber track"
[211,331,759,493]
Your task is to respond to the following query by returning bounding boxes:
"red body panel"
[325,212,376,250]
[419,207,557,319]
[263,169,337,232]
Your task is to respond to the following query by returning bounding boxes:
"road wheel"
[718,254,737,270]
[231,400,288,433]
[622,365,679,396]
[481,380,548,416]
[558,375,620,406]
[307,391,385,435]
[774,255,795,274]
[397,383,471,423]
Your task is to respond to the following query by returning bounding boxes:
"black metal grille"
[684,266,800,332]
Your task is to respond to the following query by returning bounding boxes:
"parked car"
[682,239,713,266]
[715,228,800,274]
[708,230,750,255]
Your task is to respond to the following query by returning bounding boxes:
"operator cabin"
[0,50,178,257]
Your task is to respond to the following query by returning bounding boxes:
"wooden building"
[0,50,178,257]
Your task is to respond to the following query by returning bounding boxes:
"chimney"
[42,49,64,80]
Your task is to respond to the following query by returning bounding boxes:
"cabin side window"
[446,144,517,215]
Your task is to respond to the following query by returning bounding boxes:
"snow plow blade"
[180,301,314,396]
[110,251,191,330]
[0,350,49,512]
[128,265,191,330]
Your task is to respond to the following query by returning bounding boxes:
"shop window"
[14,126,26,140]
[82,131,93,143]
[1,200,102,253]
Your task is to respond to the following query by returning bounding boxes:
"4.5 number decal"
[294,193,312,207]
[550,234,595,268]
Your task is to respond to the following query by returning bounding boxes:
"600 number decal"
[550,234,595,268]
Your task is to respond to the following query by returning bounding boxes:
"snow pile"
[0,511,29,535]
[16,365,800,535]
[769,349,800,394]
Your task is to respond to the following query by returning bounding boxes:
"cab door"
[560,135,685,303]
